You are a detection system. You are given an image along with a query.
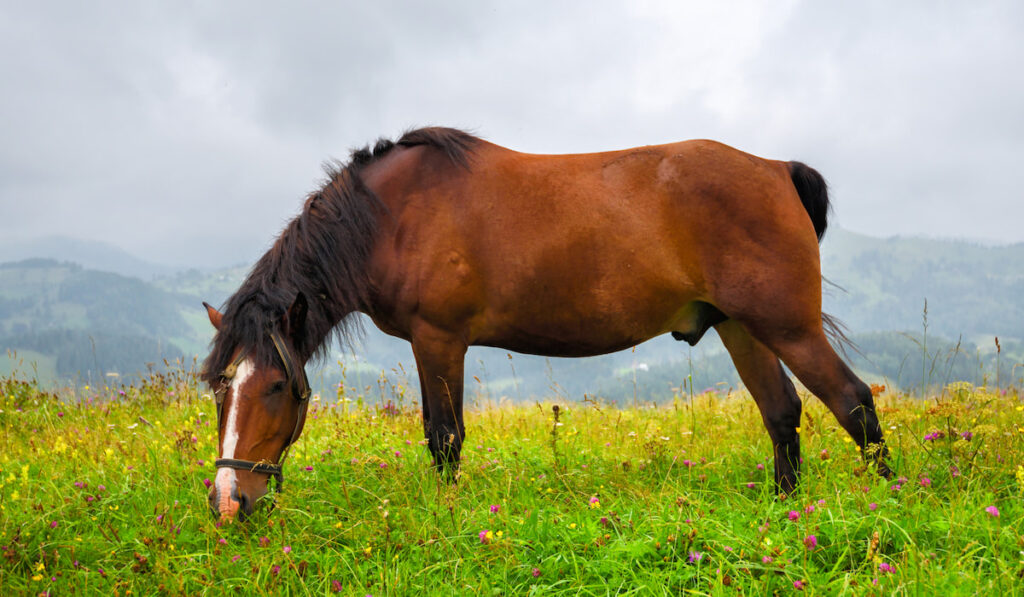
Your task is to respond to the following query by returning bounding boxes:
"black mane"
[201,127,479,385]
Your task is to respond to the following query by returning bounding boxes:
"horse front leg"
[410,322,467,475]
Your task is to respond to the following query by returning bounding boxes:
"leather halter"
[213,328,311,492]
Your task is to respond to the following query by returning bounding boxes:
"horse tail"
[788,161,831,242]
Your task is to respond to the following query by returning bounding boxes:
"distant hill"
[0,236,185,279]
[1,230,1021,394]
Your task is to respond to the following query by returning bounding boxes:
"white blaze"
[215,358,253,492]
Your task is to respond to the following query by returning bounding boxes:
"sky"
[2,1,1022,268]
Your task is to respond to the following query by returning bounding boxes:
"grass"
[0,370,1022,595]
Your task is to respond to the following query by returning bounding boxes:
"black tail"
[788,161,831,242]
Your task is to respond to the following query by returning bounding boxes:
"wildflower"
[394,451,402,458]
[687,551,703,563]
[950,464,961,478]
[682,459,694,467]
[218,538,227,545]
[259,536,270,547]
[479,530,493,544]
[788,511,800,521]
[762,556,773,564]
[756,463,764,470]
[919,477,931,488]
[723,546,733,552]
[819,449,829,460]
[304,466,313,471]
[203,478,212,489]
[490,505,500,514]
[805,504,815,514]
[803,535,818,550]
[600,517,609,527]
[283,546,292,554]
[532,567,541,577]
[57,412,64,418]
[271,565,281,575]
[49,521,58,528]
[379,462,387,469]
[746,482,756,489]
[794,580,806,590]
[960,431,973,441]
[879,562,895,574]
[891,483,902,492]
[869,502,878,511]
[985,506,1000,518]
[923,431,943,442]
[231,555,242,563]
[331,580,343,593]
[589,496,600,509]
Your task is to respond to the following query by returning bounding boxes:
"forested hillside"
[1,229,1021,395]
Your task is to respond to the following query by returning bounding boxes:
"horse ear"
[203,302,222,330]
[284,292,308,340]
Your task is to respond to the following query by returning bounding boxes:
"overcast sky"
[2,1,1022,267]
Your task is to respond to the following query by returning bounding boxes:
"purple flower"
[394,451,402,458]
[985,505,1000,518]
[218,538,227,545]
[271,565,281,575]
[379,462,387,469]
[203,478,212,489]
[788,511,800,521]
[331,580,343,592]
[231,555,241,563]
[49,521,58,528]
[479,530,492,544]
[869,502,878,511]
[756,463,764,470]
[259,536,270,547]
[746,482,756,489]
[879,562,895,574]
[532,567,541,577]
[490,504,500,514]
[57,412,64,418]
[762,556,773,564]
[803,535,818,550]
[283,546,292,554]
[304,466,313,471]
[804,505,815,515]
[919,477,931,488]
[687,551,703,563]
[794,580,805,590]
[960,431,973,441]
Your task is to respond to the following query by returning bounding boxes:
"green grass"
[0,371,1021,595]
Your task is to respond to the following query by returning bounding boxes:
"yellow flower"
[35,562,45,572]
[32,574,43,582]
[364,546,372,556]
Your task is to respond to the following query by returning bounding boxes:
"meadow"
[1,366,1021,595]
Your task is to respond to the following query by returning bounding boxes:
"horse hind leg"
[761,326,892,477]
[716,320,802,494]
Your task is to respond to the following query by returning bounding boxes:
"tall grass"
[0,368,1021,595]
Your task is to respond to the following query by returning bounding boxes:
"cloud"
[1,1,1022,268]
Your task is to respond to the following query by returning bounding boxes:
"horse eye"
[267,381,287,395]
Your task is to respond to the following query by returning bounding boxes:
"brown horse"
[202,127,890,520]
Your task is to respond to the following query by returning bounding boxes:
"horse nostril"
[233,489,253,520]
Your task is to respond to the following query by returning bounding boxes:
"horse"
[201,127,890,520]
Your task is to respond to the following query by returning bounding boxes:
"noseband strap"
[212,328,311,493]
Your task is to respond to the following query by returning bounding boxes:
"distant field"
[0,369,1021,595]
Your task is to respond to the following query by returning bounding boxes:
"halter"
[213,328,311,492]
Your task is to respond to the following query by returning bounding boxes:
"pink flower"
[271,565,281,575]
[304,466,313,471]
[985,505,1000,518]
[49,521,58,528]
[379,462,387,469]
[231,555,241,563]
[283,546,292,554]
[687,551,703,563]
[804,505,815,514]
[479,530,493,544]
[919,477,931,488]
[203,478,212,489]
[490,504,500,514]
[762,556,773,564]
[746,482,756,489]
[794,580,805,590]
[869,502,878,511]
[218,538,227,545]
[532,567,541,577]
[788,511,800,521]
[331,580,343,592]
[803,535,818,550]
[756,463,764,470]
[259,536,270,547]
[879,562,895,574]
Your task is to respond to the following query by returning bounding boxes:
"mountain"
[1,229,1021,394]
[0,236,185,280]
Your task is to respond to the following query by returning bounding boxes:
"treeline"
[2,328,184,381]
